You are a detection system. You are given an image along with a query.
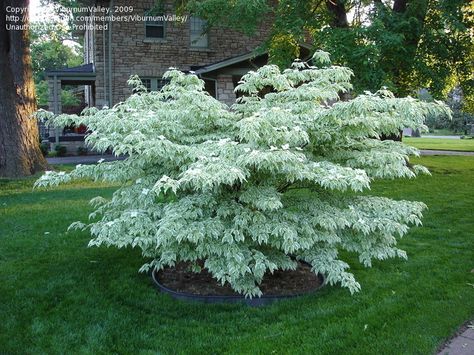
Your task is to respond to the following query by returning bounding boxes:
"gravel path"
[46,155,125,165]
[421,135,462,139]
[420,150,474,156]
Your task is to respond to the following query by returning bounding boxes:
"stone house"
[45,0,311,152]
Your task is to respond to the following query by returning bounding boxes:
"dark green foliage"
[0,156,473,353]
[35,80,81,107]
[54,144,67,157]
[40,142,49,156]
[420,87,474,134]
[30,22,82,83]
[312,0,473,103]
[186,0,271,35]
[77,146,88,156]
[30,21,82,106]
[444,89,474,134]
[182,0,473,110]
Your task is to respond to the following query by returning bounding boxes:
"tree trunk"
[0,0,49,177]
[392,0,408,13]
[326,0,349,28]
[381,131,403,142]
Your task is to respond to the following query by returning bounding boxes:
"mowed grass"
[1,156,473,354]
[404,137,474,151]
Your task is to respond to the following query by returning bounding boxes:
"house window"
[145,11,165,39]
[141,78,169,91]
[190,16,208,48]
[142,79,152,91]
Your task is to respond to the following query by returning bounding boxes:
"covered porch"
[45,63,96,153]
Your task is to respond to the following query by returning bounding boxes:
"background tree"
[419,86,474,134]
[0,0,48,177]
[183,0,473,109]
[442,87,473,134]
[29,20,82,106]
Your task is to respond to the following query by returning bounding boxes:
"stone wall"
[216,75,237,106]
[47,78,62,114]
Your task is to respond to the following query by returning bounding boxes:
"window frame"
[140,77,169,92]
[144,10,166,39]
[190,16,209,48]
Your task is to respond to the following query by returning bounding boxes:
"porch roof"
[192,52,262,75]
[192,44,313,76]
[45,63,96,84]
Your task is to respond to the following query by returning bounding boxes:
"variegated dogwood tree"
[35,51,450,297]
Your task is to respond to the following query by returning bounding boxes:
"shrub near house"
[35,51,450,297]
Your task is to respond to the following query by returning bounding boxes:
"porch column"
[47,75,62,148]
[216,74,236,106]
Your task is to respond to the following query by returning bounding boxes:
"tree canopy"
[30,21,81,83]
[184,0,473,111]
[30,21,82,106]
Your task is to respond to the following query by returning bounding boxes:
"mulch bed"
[156,261,322,297]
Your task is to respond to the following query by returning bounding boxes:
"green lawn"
[404,137,474,151]
[426,129,465,136]
[1,157,473,354]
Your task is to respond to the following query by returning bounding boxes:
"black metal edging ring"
[151,268,326,307]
